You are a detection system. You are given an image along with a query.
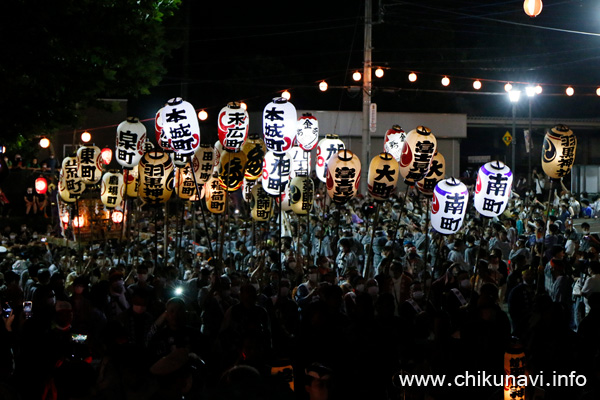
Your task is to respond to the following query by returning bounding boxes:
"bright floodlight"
[525,86,536,97]
[509,90,521,103]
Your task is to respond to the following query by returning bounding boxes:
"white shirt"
[582,274,600,314]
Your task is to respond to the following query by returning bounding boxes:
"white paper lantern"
[542,124,577,179]
[431,178,469,235]
[383,125,406,162]
[162,97,200,156]
[399,126,437,185]
[368,152,399,200]
[60,156,85,197]
[474,161,513,217]
[115,117,146,169]
[326,149,361,205]
[76,146,103,185]
[218,102,249,151]
[261,150,291,196]
[296,113,319,151]
[213,140,223,172]
[288,146,311,178]
[100,172,124,209]
[263,97,297,154]
[155,107,171,151]
[316,134,345,183]
[416,151,446,196]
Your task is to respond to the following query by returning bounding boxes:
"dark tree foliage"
[0,0,183,149]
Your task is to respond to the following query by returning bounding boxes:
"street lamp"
[509,90,521,175]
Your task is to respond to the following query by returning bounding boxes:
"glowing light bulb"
[375,68,384,78]
[319,81,328,91]
[198,110,208,121]
[441,76,450,87]
[535,85,543,94]
[352,71,362,81]
[504,83,513,92]
[81,131,91,143]
[473,80,482,90]
[240,102,247,110]
[39,137,50,148]
[408,72,417,82]
[566,86,574,96]
[281,90,291,100]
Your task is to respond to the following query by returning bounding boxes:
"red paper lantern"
[35,177,48,194]
[111,210,124,224]
[101,147,113,165]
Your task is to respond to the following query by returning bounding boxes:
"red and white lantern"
[218,102,249,151]
[399,126,437,185]
[296,113,319,151]
[162,97,200,157]
[326,149,361,205]
[383,125,406,162]
[263,97,297,154]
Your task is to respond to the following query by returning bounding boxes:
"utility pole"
[361,0,372,194]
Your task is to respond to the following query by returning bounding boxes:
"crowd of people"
[0,169,600,400]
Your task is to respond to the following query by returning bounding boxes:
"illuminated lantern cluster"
[383,125,407,162]
[399,126,437,184]
[77,146,103,185]
[474,161,513,217]
[138,151,174,204]
[416,151,446,196]
[431,178,469,235]
[116,117,146,169]
[124,168,139,198]
[368,152,399,201]
[250,182,274,221]
[542,124,577,179]
[218,150,247,191]
[218,102,249,151]
[290,175,314,215]
[35,177,48,194]
[194,144,215,184]
[523,0,542,18]
[204,175,226,214]
[326,149,361,205]
[262,150,291,196]
[59,157,85,202]
[101,172,124,209]
[263,97,297,154]
[289,146,311,178]
[316,134,345,183]
[296,113,319,151]
[162,97,200,156]
[242,133,266,180]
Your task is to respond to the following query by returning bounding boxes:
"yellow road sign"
[503,131,512,146]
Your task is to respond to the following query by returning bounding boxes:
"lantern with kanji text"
[218,102,249,151]
[431,178,469,235]
[162,97,200,157]
[316,134,345,183]
[399,126,437,185]
[262,150,291,196]
[383,125,406,162]
[218,150,247,191]
[242,177,257,202]
[474,161,513,218]
[77,145,103,185]
[326,149,361,205]
[116,117,146,169]
[290,175,314,215]
[100,172,124,209]
[138,151,174,204]
[242,133,266,180]
[263,97,297,154]
[124,167,139,198]
[296,113,319,151]
[541,124,576,180]
[250,182,274,222]
[416,151,446,196]
[194,144,215,185]
[368,152,399,201]
[60,156,85,198]
[204,175,226,214]
[289,146,311,178]
[175,164,198,200]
